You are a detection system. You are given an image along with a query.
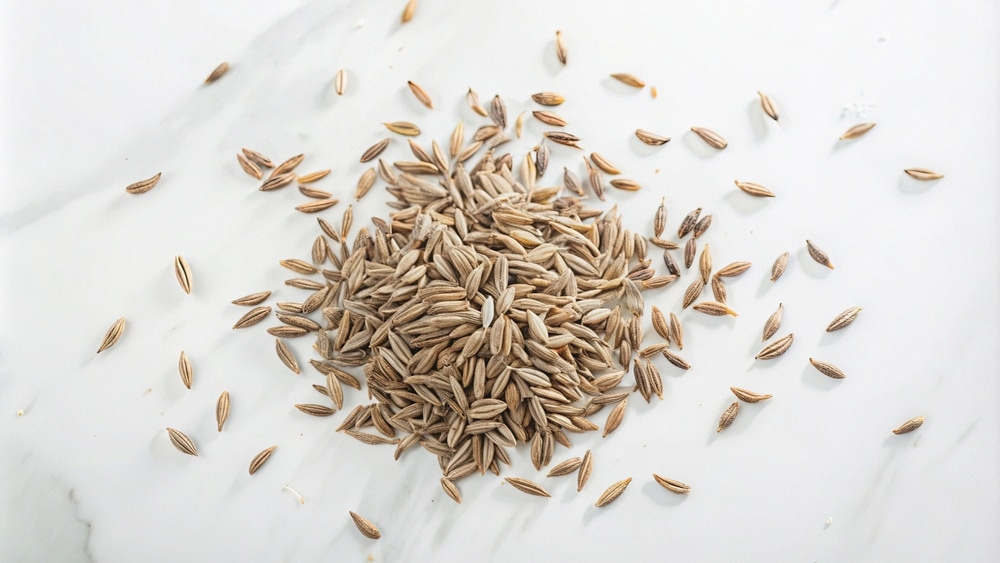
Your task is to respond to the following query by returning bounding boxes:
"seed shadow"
[723,189,770,215]
[541,40,565,77]
[601,77,645,97]
[642,480,689,507]
[683,131,721,159]
[897,175,937,195]
[801,363,843,391]
[628,133,669,158]
[797,247,833,279]
[746,99,770,141]
[818,328,847,347]
[754,270,781,298]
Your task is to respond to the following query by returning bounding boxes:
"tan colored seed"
[650,86,658,98]
[653,197,667,238]
[96,317,126,354]
[755,333,794,360]
[730,387,772,403]
[384,121,421,136]
[241,148,274,168]
[662,349,691,370]
[635,129,670,145]
[295,198,339,213]
[682,278,704,309]
[515,112,525,138]
[651,306,670,341]
[341,205,353,240]
[489,95,507,129]
[839,122,876,140]
[763,303,783,341]
[125,172,162,195]
[610,73,645,88]
[678,207,701,238]
[699,244,712,283]
[771,252,789,281]
[595,477,632,507]
[691,127,727,149]
[297,169,330,184]
[355,168,376,200]
[349,511,382,540]
[280,259,318,275]
[602,397,628,437]
[683,238,696,269]
[532,92,565,106]
[275,339,301,374]
[544,131,582,149]
[504,477,551,498]
[204,62,229,84]
[533,110,567,127]
[693,214,712,238]
[610,179,641,191]
[546,457,583,477]
[587,153,621,175]
[407,80,434,109]
[735,180,776,198]
[809,358,846,379]
[904,168,943,180]
[577,449,593,491]
[806,240,834,269]
[716,261,752,277]
[178,351,193,389]
[466,88,488,117]
[692,301,738,317]
[248,445,277,475]
[335,69,347,95]
[325,373,344,410]
[758,91,779,122]
[271,154,305,177]
[174,255,192,294]
[653,474,691,494]
[233,291,271,306]
[717,402,740,432]
[449,121,464,157]
[669,312,684,350]
[295,403,335,417]
[892,416,925,435]
[440,478,462,504]
[711,275,727,304]
[826,307,862,332]
[216,391,230,432]
[259,173,296,191]
[237,153,263,179]
[360,139,391,163]
[166,427,198,456]
[555,30,567,65]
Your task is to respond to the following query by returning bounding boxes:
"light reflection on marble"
[1,0,998,561]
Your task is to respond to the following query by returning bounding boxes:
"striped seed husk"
[275,339,301,374]
[216,391,230,432]
[682,278,704,309]
[407,80,434,109]
[735,180,775,197]
[260,172,296,191]
[590,152,621,175]
[635,129,670,145]
[678,207,701,238]
[684,238,696,269]
[730,387,772,403]
[892,416,925,435]
[178,351,193,389]
[711,275,727,304]
[826,307,862,332]
[809,358,846,379]
[533,111,567,127]
[242,148,274,168]
[97,317,126,353]
[806,240,834,269]
[839,123,875,140]
[904,168,943,180]
[466,88,488,116]
[602,398,627,437]
[699,244,712,283]
[653,198,667,238]
[555,30,567,65]
[361,138,391,163]
[271,154,305,177]
[166,428,198,456]
[237,153,263,179]
[297,169,330,184]
[532,91,565,105]
[504,477,551,498]
[577,450,593,491]
[595,477,632,507]
[295,404,335,416]
[248,446,277,475]
[610,73,645,87]
[691,127,727,149]
[669,312,684,350]
[174,256,193,294]
[716,261,752,277]
[653,474,691,494]
[384,121,421,136]
[692,301,738,317]
[125,172,162,194]
[204,62,229,84]
[755,333,794,360]
[440,478,462,504]
[610,179,640,191]
[717,402,739,432]
[771,252,789,281]
[349,511,381,539]
[763,303,783,341]
[546,457,583,477]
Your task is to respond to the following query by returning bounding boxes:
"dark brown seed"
[678,208,701,238]
[692,214,712,238]
[295,404,335,417]
[533,111,567,127]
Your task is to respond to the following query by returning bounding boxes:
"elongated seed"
[826,307,862,332]
[532,92,565,106]
[466,88,488,117]
[730,387,772,403]
[577,449,593,491]
[595,477,632,507]
[699,244,712,282]
[669,312,684,350]
[97,317,126,353]
[260,173,296,191]
[763,303,783,341]
[546,457,583,477]
[125,172,162,194]
[407,80,434,109]
[297,169,330,184]
[178,351,193,389]
[440,478,462,503]
[555,30,567,65]
[216,391,230,432]
[610,73,645,87]
[904,168,943,180]
[166,428,198,456]
[489,95,507,129]
[533,110,567,127]
[711,275,727,304]
[692,301,738,317]
[275,339,301,374]
[360,139,390,163]
[635,129,670,145]
[653,474,691,494]
[691,127,727,149]
[335,69,347,95]
[248,446,277,475]
[892,416,925,435]
[717,402,739,432]
[602,398,627,437]
[755,333,794,360]
[295,198,340,213]
[771,252,789,281]
[757,91,779,122]
[682,278,704,309]
[237,153,263,179]
[839,123,876,140]
[735,180,776,198]
[610,179,640,191]
[295,403,335,417]
[242,148,274,168]
[233,306,271,329]
[651,306,670,341]
[653,198,667,238]
[505,477,551,498]
[349,511,381,539]
[204,62,229,84]
[384,121,421,136]
[809,358,846,379]
[678,208,701,238]
[174,256,193,294]
[716,261,752,277]
[806,240,834,269]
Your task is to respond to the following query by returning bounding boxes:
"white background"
[1,1,997,561]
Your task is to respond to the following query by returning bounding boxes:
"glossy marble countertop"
[1,1,998,561]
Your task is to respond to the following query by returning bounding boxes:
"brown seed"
[166,427,198,456]
[762,303,783,341]
[588,167,605,201]
[755,333,794,360]
[97,317,126,353]
[260,173,296,191]
[826,307,862,332]
[809,358,846,379]
[699,244,712,283]
[669,312,684,350]
[449,121,464,157]
[204,62,229,84]
[279,259,318,275]
[691,127,728,149]
[610,179,641,191]
[555,30,567,65]
[610,73,645,88]
[662,349,691,370]
[174,255,193,294]
[682,278,704,309]
[662,248,680,274]
[806,240,834,269]
[216,391,230,432]
[771,252,789,282]
[295,404,335,417]
[295,198,340,213]
[711,275,727,304]
[125,172,162,194]
[730,387,772,403]
[360,139,390,163]
[355,168,376,200]
[839,123,876,140]
[241,148,274,168]
[532,110,567,127]
[532,92,565,106]
[735,180,776,198]
[325,373,344,410]
[178,351,193,389]
[683,238,696,270]
[297,169,330,184]
[651,306,670,341]
[602,398,627,437]
[440,478,462,504]
[535,145,550,177]
[595,477,632,507]
[275,339,301,374]
[466,88,489,117]
[237,153,263,180]
[268,326,309,338]
[904,168,944,180]
[678,207,701,238]
[504,477,551,498]
[335,69,347,95]
[577,449,593,491]
[635,129,670,145]
[384,121,421,136]
[349,511,382,540]
[563,167,584,196]
[653,474,691,494]
[546,457,583,477]
[248,446,277,475]
[716,261,752,277]
[692,301,738,317]
[489,95,507,129]
[407,80,434,109]
[544,131,582,149]
[693,214,712,239]
[892,416,925,435]
[515,112,526,138]
[757,91,779,122]
[271,154,306,177]
[717,402,740,432]
[653,198,667,238]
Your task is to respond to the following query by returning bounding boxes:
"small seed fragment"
[166,428,198,456]
[97,317,126,353]
[174,256,193,294]
[532,92,565,106]
[758,91,779,122]
[730,387,772,403]
[717,402,740,432]
[755,333,794,360]
[504,477,551,498]
[826,307,862,332]
[635,129,670,145]
[735,180,776,198]
[892,416,925,435]
[839,123,876,140]
[401,0,416,22]
[216,391,230,432]
[682,278,704,309]
[178,351,193,389]
[335,69,347,95]
[809,358,846,379]
[806,240,834,269]
[125,172,162,194]
[384,121,421,136]
[595,477,632,507]
[904,168,944,180]
[204,62,229,84]
[653,474,691,494]
[249,446,277,475]
[610,73,645,88]
[762,303,783,341]
[771,252,789,281]
[407,80,434,109]
[349,511,382,540]
[691,127,727,149]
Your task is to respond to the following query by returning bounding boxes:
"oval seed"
[826,307,862,332]
[97,317,126,353]
[806,240,834,269]
[757,91,779,122]
[595,477,632,507]
[839,122,876,140]
[904,168,943,180]
[755,333,794,360]
[610,73,645,88]
[384,121,421,136]
[892,416,925,435]
[248,445,277,475]
[349,511,382,540]
[691,127,727,149]
[809,358,846,379]
[717,402,739,432]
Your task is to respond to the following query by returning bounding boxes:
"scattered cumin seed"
[97,317,126,353]
[505,477,551,498]
[757,91,779,122]
[216,391,230,432]
[595,477,632,507]
[532,91,565,106]
[555,30,567,65]
[904,168,943,180]
[809,358,846,379]
[174,255,193,294]
[248,446,277,475]
[735,180,776,198]
[125,172,162,195]
[762,303,783,341]
[892,416,925,435]
[407,80,434,109]
[577,450,593,491]
[610,73,645,88]
[730,387,772,403]
[178,351,193,389]
[755,333,794,360]
[826,307,862,332]
[166,427,198,456]
[204,62,229,84]
[691,127,727,149]
[771,252,789,281]
[335,69,347,95]
[806,240,834,269]
[349,511,382,539]
[635,129,670,145]
[839,123,876,140]
[653,474,691,494]
[717,402,739,432]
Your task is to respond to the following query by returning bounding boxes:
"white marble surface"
[1,1,998,561]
